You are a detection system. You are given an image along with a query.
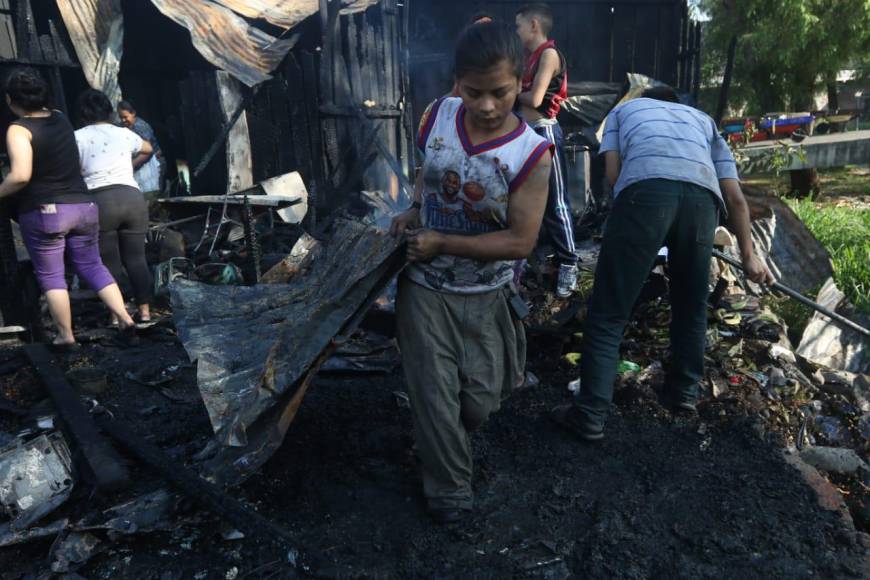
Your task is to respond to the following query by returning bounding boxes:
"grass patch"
[787,197,870,313]
[816,165,870,198]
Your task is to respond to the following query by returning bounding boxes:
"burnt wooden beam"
[23,344,130,491]
[398,0,414,175]
[319,103,402,118]
[192,84,262,180]
[15,0,30,61]
[48,66,67,114]
[94,413,304,564]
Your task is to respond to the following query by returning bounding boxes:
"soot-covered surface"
[0,326,867,579]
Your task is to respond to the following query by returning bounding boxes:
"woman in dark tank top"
[0,67,135,348]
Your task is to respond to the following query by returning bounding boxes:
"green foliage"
[787,197,870,312]
[701,0,870,114]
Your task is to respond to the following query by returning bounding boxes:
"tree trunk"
[789,169,820,198]
[714,35,738,125]
[826,78,839,113]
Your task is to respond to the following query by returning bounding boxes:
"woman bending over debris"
[75,89,154,324]
[0,68,136,349]
[390,22,551,524]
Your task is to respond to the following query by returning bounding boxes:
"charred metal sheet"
[172,207,404,484]
[0,432,74,530]
[172,215,401,446]
[797,278,870,374]
[150,0,299,87]
[56,0,124,105]
[212,0,378,29]
[152,0,380,88]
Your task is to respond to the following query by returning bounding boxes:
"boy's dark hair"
[117,99,136,114]
[516,3,553,35]
[641,86,680,103]
[455,21,525,79]
[5,68,48,111]
[76,89,114,125]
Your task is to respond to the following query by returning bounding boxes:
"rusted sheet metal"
[212,0,378,29]
[150,0,379,87]
[171,209,404,484]
[739,188,833,295]
[56,0,124,105]
[150,0,299,87]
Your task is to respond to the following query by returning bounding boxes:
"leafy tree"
[701,0,870,114]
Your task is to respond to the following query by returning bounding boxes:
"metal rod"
[712,249,870,338]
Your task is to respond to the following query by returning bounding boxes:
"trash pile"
[519,189,869,531]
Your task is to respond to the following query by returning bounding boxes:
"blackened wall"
[410,0,690,123]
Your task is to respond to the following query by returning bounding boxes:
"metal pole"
[712,249,870,338]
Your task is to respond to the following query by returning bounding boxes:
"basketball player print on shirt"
[424,170,499,235]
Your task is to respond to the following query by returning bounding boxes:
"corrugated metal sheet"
[212,0,378,29]
[743,188,834,295]
[150,0,298,87]
[151,0,379,87]
[56,0,124,105]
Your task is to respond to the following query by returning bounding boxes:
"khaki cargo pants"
[396,275,525,510]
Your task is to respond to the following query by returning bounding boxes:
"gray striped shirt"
[600,98,739,208]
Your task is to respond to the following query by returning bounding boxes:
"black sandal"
[48,341,81,353]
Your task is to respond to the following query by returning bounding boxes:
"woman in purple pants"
[0,68,135,348]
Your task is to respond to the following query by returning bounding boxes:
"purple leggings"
[18,202,116,293]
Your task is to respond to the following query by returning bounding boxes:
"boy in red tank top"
[515,3,579,298]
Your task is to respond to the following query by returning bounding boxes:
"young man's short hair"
[516,3,553,35]
[641,86,680,103]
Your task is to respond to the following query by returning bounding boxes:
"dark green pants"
[576,179,719,429]
[396,277,525,510]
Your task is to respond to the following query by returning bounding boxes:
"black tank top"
[10,111,89,214]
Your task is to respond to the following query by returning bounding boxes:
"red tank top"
[522,40,568,119]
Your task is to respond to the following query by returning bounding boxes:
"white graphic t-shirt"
[75,124,143,190]
[408,97,551,294]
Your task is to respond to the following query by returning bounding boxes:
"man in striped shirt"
[553,86,774,441]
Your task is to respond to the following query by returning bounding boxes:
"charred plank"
[22,344,130,491]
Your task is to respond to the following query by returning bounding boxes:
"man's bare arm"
[604,150,621,188]
[720,178,774,284]
[407,153,551,262]
[518,49,559,109]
